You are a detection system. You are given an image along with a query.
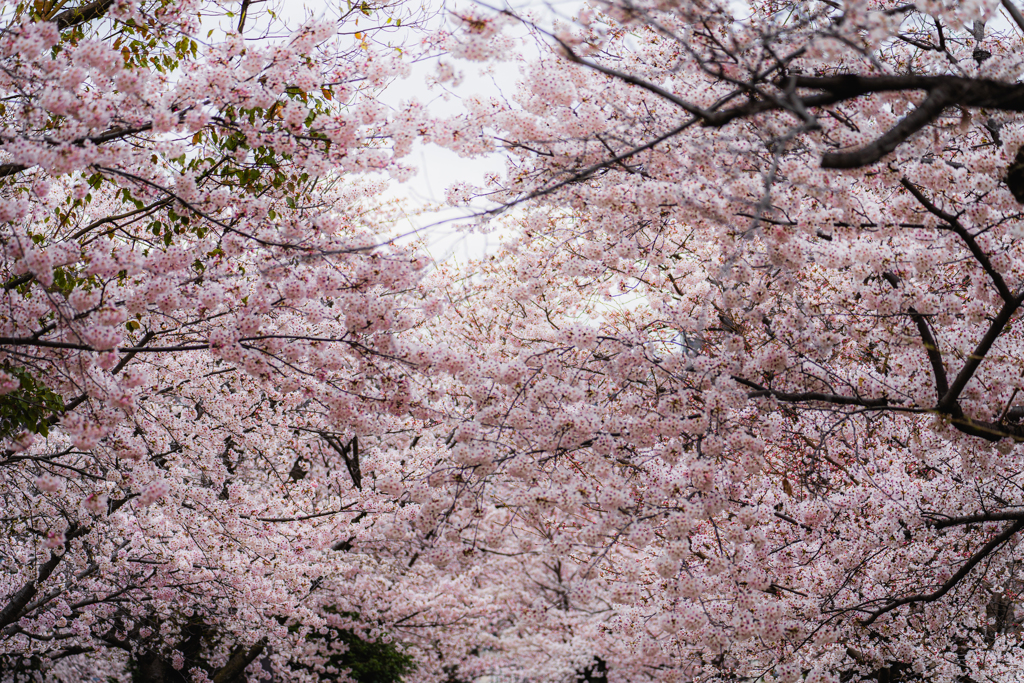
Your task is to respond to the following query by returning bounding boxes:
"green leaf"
[0,366,65,439]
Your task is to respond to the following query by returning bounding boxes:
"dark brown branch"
[946,413,1024,442]
[212,638,267,683]
[0,164,25,178]
[736,373,1024,442]
[0,125,151,185]
[822,86,953,168]
[249,503,358,523]
[774,511,813,531]
[733,376,891,408]
[52,0,114,29]
[578,60,1024,170]
[322,433,362,490]
[709,75,1024,167]
[69,197,173,241]
[881,271,950,399]
[861,519,1024,625]
[44,393,86,429]
[0,525,88,631]
[0,337,90,350]
[81,123,153,146]
[899,178,1013,301]
[237,0,252,32]
[908,306,949,400]
[3,274,33,291]
[928,510,1024,529]
[110,331,154,375]
[939,293,1024,413]
[117,344,209,352]
[790,75,1024,110]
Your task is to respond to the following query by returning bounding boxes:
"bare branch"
[1003,0,1024,34]
[939,294,1024,413]
[212,638,267,683]
[881,271,950,398]
[733,376,892,408]
[0,164,25,178]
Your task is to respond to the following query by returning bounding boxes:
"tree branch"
[212,638,267,683]
[822,86,953,168]
[0,164,25,178]
[927,510,1024,529]
[0,525,88,631]
[1003,0,1024,34]
[908,306,949,400]
[733,376,891,407]
[110,331,154,375]
[939,294,1024,413]
[881,271,950,399]
[861,519,1024,625]
[52,0,114,30]
[899,178,1013,302]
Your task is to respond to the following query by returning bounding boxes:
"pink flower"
[82,493,107,515]
[43,529,65,549]
[35,473,63,493]
[0,371,20,395]
[138,479,170,507]
[85,325,122,351]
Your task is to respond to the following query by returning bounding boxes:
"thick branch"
[900,178,1013,302]
[322,433,362,490]
[861,519,1024,625]
[945,413,1024,442]
[80,123,153,146]
[3,274,33,290]
[237,0,252,32]
[212,638,267,683]
[52,0,114,29]
[791,75,1024,110]
[0,524,88,630]
[721,75,1024,167]
[822,86,954,168]
[928,510,1024,529]
[110,331,154,375]
[939,294,1024,412]
[539,65,1024,173]
[881,271,950,399]
[0,164,25,178]
[733,376,891,407]
[908,306,949,400]
[0,337,90,350]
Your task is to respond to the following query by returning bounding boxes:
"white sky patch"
[371,0,589,265]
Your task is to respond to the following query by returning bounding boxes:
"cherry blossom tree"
[403,1,1024,682]
[0,0,478,679]
[22,0,1024,680]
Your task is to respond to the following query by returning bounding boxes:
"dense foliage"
[418,1,1024,681]
[10,0,1024,682]
[0,0,443,679]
